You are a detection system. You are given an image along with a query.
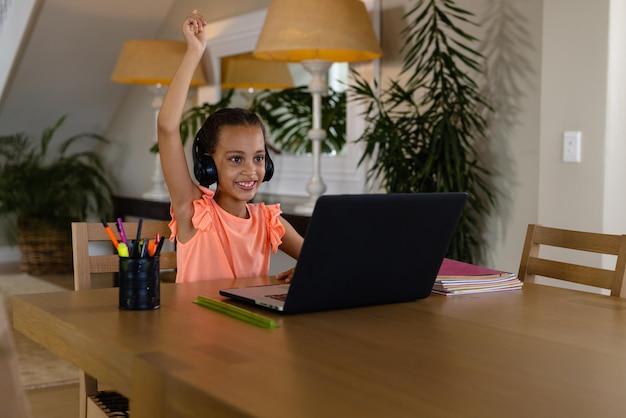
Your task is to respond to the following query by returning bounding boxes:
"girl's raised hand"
[183,9,207,48]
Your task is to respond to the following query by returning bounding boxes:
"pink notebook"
[437,258,511,279]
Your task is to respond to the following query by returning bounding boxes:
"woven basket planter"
[17,218,73,276]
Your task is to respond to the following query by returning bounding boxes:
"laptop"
[220,192,467,314]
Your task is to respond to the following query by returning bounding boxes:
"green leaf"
[350,0,495,264]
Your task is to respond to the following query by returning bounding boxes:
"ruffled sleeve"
[168,206,178,242]
[191,186,217,232]
[263,203,285,253]
[168,185,216,242]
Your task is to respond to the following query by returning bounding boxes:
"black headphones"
[192,132,274,187]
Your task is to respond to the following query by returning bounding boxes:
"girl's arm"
[278,216,304,260]
[276,216,304,282]
[157,10,207,242]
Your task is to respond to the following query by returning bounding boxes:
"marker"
[117,242,129,258]
[153,237,165,257]
[135,218,143,243]
[100,219,119,250]
[140,240,148,258]
[147,239,156,257]
[116,218,128,245]
[193,296,277,328]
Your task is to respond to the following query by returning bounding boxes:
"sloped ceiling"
[0,0,269,140]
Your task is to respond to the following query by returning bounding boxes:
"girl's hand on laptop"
[276,268,296,283]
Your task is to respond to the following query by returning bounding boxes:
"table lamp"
[221,52,294,92]
[111,39,206,201]
[220,52,294,109]
[254,0,382,214]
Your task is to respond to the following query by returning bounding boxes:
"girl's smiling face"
[212,124,267,216]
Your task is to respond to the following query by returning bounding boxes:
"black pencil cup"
[118,256,160,310]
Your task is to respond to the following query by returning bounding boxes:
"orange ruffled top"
[169,186,285,282]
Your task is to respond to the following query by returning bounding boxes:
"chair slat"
[534,227,622,255]
[526,257,615,290]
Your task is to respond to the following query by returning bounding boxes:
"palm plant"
[351,0,494,263]
[0,116,112,273]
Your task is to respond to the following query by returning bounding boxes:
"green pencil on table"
[194,296,277,328]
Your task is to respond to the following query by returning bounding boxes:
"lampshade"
[111,39,206,86]
[253,0,382,63]
[220,52,294,90]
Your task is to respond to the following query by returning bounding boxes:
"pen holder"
[118,256,160,310]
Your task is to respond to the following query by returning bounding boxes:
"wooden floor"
[2,261,80,417]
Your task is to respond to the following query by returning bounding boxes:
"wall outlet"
[563,131,582,163]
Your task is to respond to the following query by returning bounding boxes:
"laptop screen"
[280,193,467,313]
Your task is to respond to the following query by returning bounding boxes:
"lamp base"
[293,198,317,216]
[294,60,332,216]
[142,152,170,202]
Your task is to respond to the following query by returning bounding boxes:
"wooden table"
[12,280,626,417]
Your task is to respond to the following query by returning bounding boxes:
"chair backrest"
[518,224,626,297]
[71,221,175,290]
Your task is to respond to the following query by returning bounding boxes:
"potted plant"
[0,116,113,275]
[351,0,494,264]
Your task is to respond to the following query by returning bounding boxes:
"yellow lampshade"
[253,0,382,63]
[111,39,206,86]
[220,52,294,90]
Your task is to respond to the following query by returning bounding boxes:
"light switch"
[563,131,582,163]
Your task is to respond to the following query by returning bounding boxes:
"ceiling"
[0,0,270,140]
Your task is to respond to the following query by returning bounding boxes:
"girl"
[157,10,303,282]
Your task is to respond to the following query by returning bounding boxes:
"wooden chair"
[71,221,176,418]
[518,224,626,297]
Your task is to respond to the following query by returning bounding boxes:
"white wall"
[539,0,608,233]
[476,0,543,272]
[537,0,626,277]
[604,0,626,245]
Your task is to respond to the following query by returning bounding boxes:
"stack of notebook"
[432,258,522,296]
